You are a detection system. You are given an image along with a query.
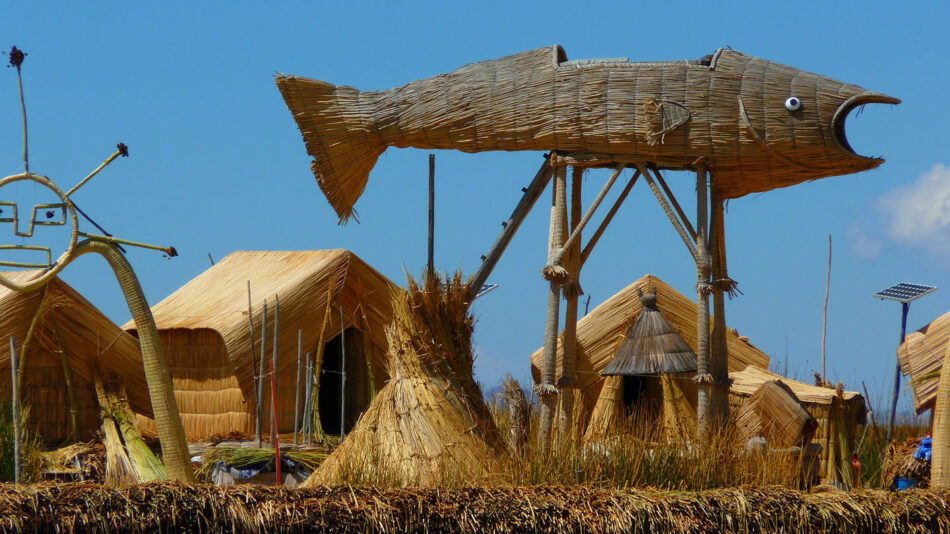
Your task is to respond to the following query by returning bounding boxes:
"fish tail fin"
[276,75,385,224]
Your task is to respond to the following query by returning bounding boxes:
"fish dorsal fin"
[644,99,690,146]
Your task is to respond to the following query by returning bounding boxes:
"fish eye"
[784,96,802,112]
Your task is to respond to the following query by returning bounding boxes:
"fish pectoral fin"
[644,99,690,146]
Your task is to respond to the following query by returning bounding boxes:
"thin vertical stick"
[303,352,312,443]
[247,282,258,445]
[10,337,21,483]
[428,153,435,275]
[256,300,267,448]
[821,234,832,383]
[339,306,346,438]
[294,329,302,446]
[694,160,712,434]
[272,295,280,447]
[269,358,282,487]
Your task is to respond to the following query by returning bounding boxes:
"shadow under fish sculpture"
[277,45,898,222]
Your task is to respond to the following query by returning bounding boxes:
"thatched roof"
[530,274,770,396]
[124,250,397,395]
[729,365,862,407]
[0,270,149,414]
[601,288,697,376]
[896,310,949,413]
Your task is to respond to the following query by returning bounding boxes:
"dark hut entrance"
[319,327,370,435]
[621,375,649,415]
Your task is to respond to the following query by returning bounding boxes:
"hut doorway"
[319,328,370,435]
[622,375,649,416]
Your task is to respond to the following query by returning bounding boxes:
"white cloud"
[881,163,950,252]
[846,223,883,259]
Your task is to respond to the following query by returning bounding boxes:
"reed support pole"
[638,164,698,260]
[538,163,566,454]
[294,329,302,446]
[557,166,583,443]
[272,296,280,447]
[257,301,268,448]
[709,181,730,421]
[339,306,347,438]
[693,161,713,435]
[428,154,435,276]
[470,157,554,298]
[10,337,20,483]
[580,170,640,266]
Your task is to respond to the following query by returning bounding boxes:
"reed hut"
[124,250,396,441]
[0,270,149,443]
[529,274,770,430]
[896,309,950,415]
[734,379,818,449]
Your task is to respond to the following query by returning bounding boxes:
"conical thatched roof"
[601,288,697,377]
[305,273,507,487]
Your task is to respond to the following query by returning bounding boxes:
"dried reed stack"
[305,272,507,487]
[735,380,817,449]
[94,374,165,487]
[502,374,529,453]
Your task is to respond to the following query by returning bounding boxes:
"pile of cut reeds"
[305,271,507,487]
[1,482,948,533]
[883,437,931,488]
[195,446,328,481]
[41,442,106,482]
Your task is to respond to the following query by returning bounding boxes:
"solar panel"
[873,283,937,303]
[475,283,498,299]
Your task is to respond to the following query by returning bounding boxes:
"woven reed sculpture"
[279,45,898,446]
[0,47,193,481]
[305,272,507,487]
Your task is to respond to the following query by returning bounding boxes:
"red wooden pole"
[269,358,282,486]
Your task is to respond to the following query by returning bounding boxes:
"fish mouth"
[832,92,901,161]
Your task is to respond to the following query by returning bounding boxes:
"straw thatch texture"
[124,250,396,438]
[0,271,148,442]
[897,309,950,414]
[735,380,818,448]
[602,289,697,376]
[2,483,949,533]
[530,274,770,416]
[277,45,896,222]
[306,272,507,487]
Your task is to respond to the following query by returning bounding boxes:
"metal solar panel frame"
[475,283,499,300]
[872,282,937,303]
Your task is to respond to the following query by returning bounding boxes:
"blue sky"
[1,2,948,417]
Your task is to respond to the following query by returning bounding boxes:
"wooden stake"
[694,160,712,434]
[256,300,267,448]
[10,337,20,484]
[822,234,832,383]
[294,329,302,446]
[428,154,435,275]
[272,295,280,447]
[303,353,312,443]
[339,306,347,438]
[269,358,282,487]
[247,282,258,445]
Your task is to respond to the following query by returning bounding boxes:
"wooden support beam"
[581,170,640,266]
[638,164,698,260]
[470,157,554,298]
[710,179,730,422]
[693,160,713,435]
[654,170,696,240]
[547,164,624,270]
[557,166,584,443]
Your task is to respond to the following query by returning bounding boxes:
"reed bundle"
[735,380,818,448]
[1,483,948,533]
[94,375,165,487]
[305,272,507,487]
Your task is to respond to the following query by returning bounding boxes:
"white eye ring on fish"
[785,96,802,112]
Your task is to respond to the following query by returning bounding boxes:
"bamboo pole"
[303,353,312,443]
[557,166,583,443]
[538,163,566,454]
[428,153,435,275]
[272,295,280,447]
[294,329,302,446]
[257,300,267,448]
[694,160,713,434]
[10,337,20,483]
[339,306,346,438]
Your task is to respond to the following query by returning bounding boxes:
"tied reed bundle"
[305,271,507,487]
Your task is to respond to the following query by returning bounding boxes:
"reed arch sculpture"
[278,45,899,447]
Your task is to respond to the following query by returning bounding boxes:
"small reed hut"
[896,309,950,415]
[125,250,396,441]
[0,270,149,443]
[585,287,699,441]
[530,274,770,431]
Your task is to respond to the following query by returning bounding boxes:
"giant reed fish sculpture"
[277,46,898,222]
